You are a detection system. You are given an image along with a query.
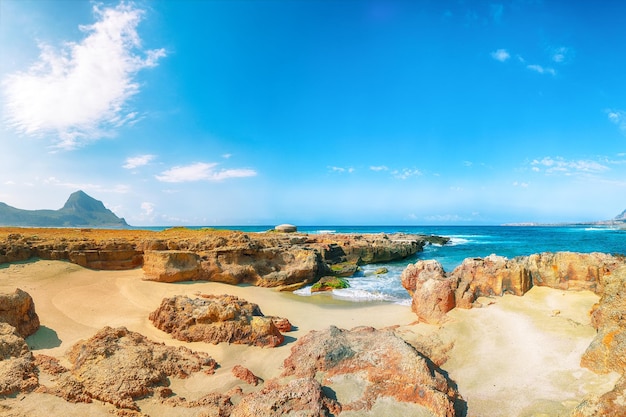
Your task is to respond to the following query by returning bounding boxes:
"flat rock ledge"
[149,294,286,347]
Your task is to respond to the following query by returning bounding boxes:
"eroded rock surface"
[231,378,340,417]
[0,228,445,290]
[149,294,285,347]
[0,323,38,396]
[0,288,40,337]
[282,325,463,416]
[38,326,218,410]
[402,252,624,324]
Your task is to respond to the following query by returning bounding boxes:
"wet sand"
[0,260,619,416]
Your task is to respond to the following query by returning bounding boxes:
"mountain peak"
[614,209,626,221]
[0,191,129,228]
[62,190,106,212]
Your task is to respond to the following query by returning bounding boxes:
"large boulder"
[401,260,456,324]
[149,294,285,347]
[281,326,463,416]
[0,288,40,337]
[0,323,38,396]
[38,326,217,410]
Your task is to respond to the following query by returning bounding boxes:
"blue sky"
[1,0,626,226]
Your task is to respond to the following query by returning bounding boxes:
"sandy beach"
[0,259,619,416]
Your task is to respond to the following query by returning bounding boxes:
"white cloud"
[155,162,257,183]
[392,168,422,180]
[329,166,355,173]
[513,181,529,188]
[123,154,156,169]
[369,165,388,172]
[141,202,155,216]
[2,3,165,149]
[608,109,626,134]
[527,64,556,76]
[491,49,510,62]
[531,157,609,175]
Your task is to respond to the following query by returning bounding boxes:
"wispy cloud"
[155,162,257,183]
[392,168,422,180]
[526,64,556,76]
[369,165,388,172]
[141,202,155,216]
[123,154,156,169]
[551,46,573,63]
[1,3,165,150]
[608,109,626,134]
[531,157,609,175]
[43,177,131,193]
[329,166,355,173]
[491,49,510,62]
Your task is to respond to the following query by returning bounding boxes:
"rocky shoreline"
[0,227,446,290]
[1,227,626,416]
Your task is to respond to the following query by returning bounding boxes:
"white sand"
[0,260,619,416]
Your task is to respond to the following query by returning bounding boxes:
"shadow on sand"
[26,326,62,350]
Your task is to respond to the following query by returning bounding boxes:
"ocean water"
[293,225,626,304]
[142,225,626,304]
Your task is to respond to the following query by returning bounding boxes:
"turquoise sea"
[143,225,626,304]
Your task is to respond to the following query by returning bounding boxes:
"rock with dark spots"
[281,326,462,416]
[0,288,40,337]
[149,294,284,347]
[38,326,217,410]
[231,378,340,417]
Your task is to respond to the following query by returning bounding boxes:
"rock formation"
[402,252,626,415]
[230,378,340,417]
[0,288,40,337]
[0,227,443,290]
[38,326,218,410]
[281,325,463,416]
[232,365,263,386]
[402,252,624,324]
[0,323,38,396]
[149,294,285,347]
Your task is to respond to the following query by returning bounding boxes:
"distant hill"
[0,191,129,228]
[614,209,626,221]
